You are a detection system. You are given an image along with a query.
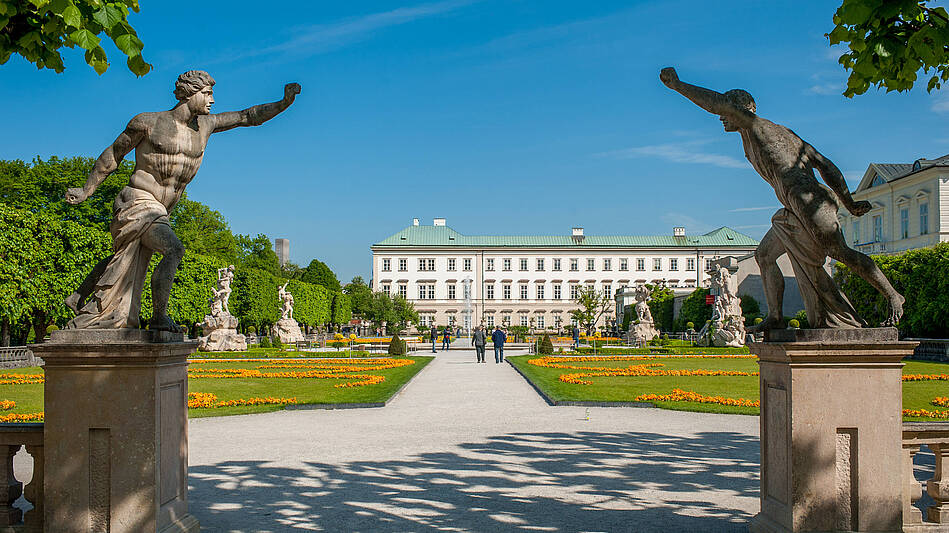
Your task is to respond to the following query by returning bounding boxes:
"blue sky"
[3,0,949,283]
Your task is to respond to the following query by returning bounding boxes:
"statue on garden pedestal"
[274,282,304,344]
[660,67,904,331]
[197,265,246,351]
[698,266,746,347]
[628,284,659,344]
[63,70,301,331]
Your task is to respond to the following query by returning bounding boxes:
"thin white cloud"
[660,212,713,234]
[728,206,779,213]
[932,93,949,113]
[216,0,477,63]
[807,82,844,96]
[598,140,747,169]
[733,224,772,230]
[843,170,864,189]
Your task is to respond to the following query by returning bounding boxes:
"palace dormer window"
[871,174,886,187]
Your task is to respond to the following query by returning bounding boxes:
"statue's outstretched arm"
[211,83,302,133]
[809,146,871,216]
[65,114,146,204]
[659,67,752,127]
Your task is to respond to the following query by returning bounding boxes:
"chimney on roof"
[412,218,419,226]
[572,227,585,244]
[673,226,686,237]
[433,217,446,227]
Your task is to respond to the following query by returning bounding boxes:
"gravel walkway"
[189,348,761,532]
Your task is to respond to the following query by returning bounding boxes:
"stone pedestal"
[749,328,916,533]
[274,317,305,344]
[197,312,246,352]
[32,329,200,533]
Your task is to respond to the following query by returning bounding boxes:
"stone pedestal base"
[627,321,659,344]
[274,318,304,344]
[32,329,200,533]
[749,328,916,533]
[197,312,246,352]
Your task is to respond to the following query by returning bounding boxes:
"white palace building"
[370,218,758,332]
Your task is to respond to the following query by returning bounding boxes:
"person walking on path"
[431,326,438,353]
[492,326,507,364]
[472,325,487,363]
[572,327,580,349]
[442,328,451,351]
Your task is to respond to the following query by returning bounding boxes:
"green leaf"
[69,28,100,50]
[92,4,122,29]
[113,33,142,56]
[126,53,150,76]
[61,3,81,28]
[839,1,873,25]
[0,16,8,31]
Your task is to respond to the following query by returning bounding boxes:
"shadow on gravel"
[190,430,761,532]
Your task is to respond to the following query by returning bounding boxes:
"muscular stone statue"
[660,67,904,331]
[64,71,301,331]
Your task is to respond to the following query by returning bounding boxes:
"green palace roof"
[373,225,759,249]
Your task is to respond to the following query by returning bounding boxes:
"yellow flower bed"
[527,355,758,385]
[0,413,43,423]
[634,388,759,408]
[187,392,297,409]
[187,358,415,388]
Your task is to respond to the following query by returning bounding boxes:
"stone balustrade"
[0,348,39,369]
[0,423,43,533]
[904,422,949,532]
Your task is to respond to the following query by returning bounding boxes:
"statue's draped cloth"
[769,205,865,329]
[68,187,168,329]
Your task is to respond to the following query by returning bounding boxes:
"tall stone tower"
[275,238,290,266]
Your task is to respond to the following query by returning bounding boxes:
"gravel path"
[188,348,761,532]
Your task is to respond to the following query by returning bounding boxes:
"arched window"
[871,174,886,187]
[913,160,922,171]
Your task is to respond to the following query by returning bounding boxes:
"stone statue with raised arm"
[63,71,301,332]
[660,67,904,331]
[274,281,304,344]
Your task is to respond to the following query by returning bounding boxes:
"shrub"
[686,322,694,330]
[46,324,59,334]
[538,333,554,354]
[259,336,271,348]
[388,333,406,355]
[271,335,283,349]
[792,309,809,329]
[247,326,256,334]
[740,294,761,325]
[788,319,800,329]
[675,288,711,331]
[754,317,763,325]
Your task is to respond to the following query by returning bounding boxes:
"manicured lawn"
[0,355,433,420]
[509,354,949,419]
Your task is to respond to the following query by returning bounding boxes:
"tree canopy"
[301,259,341,292]
[829,1,949,96]
[570,286,612,334]
[1,0,150,75]
[343,276,372,318]
[169,195,239,265]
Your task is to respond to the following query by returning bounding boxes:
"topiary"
[538,333,554,354]
[388,332,406,355]
[46,324,59,335]
[247,326,256,334]
[754,317,763,325]
[686,322,694,330]
[259,336,272,348]
[788,319,800,329]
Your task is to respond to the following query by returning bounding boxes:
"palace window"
[448,258,456,271]
[520,315,529,327]
[463,258,472,271]
[553,258,562,271]
[570,284,579,300]
[398,258,407,272]
[382,284,390,296]
[603,258,611,271]
[570,259,579,271]
[553,284,562,300]
[536,316,545,328]
[448,284,456,300]
[873,215,883,242]
[603,284,612,299]
[670,258,678,271]
[587,258,595,271]
[536,258,545,271]
[486,258,495,271]
[418,258,435,271]
[503,258,512,271]
[503,284,511,300]
[398,284,407,298]
[636,258,645,271]
[619,258,628,271]
[900,208,909,239]
[705,258,713,271]
[418,284,435,299]
[536,284,545,299]
[382,258,391,272]
[853,220,860,244]
[486,315,494,328]
[520,284,528,299]
[921,203,930,235]
[502,314,511,326]
[519,258,528,271]
[686,257,695,271]
[486,284,495,299]
[653,258,662,271]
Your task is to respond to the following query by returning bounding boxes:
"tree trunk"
[1,317,8,347]
[31,312,48,344]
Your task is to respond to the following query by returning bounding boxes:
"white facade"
[371,220,757,332]
[839,156,949,255]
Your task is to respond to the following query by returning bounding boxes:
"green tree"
[828,1,949,96]
[569,286,612,335]
[0,156,133,232]
[647,285,675,332]
[169,196,239,264]
[331,292,352,326]
[739,294,762,325]
[236,234,281,276]
[343,276,373,318]
[301,259,341,291]
[284,279,331,330]
[676,288,712,331]
[391,295,418,331]
[231,268,281,331]
[140,251,226,329]
[0,0,151,75]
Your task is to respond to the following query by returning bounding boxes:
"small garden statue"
[274,282,304,344]
[63,70,301,331]
[660,67,903,331]
[628,284,659,344]
[197,265,246,351]
[698,266,746,347]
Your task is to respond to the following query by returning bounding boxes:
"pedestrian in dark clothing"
[492,326,507,363]
[442,329,451,350]
[472,326,487,363]
[572,327,580,349]
[431,326,438,353]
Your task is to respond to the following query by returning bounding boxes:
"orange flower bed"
[903,408,949,419]
[634,388,759,408]
[187,358,415,388]
[0,373,45,385]
[902,374,949,382]
[0,413,43,423]
[0,400,15,411]
[187,392,297,409]
[527,356,758,385]
[933,397,949,408]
